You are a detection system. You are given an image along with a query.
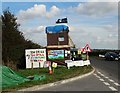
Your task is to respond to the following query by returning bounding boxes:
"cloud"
[16,2,118,49]
[21,25,47,46]
[69,25,75,31]
[23,25,45,34]
[17,4,60,23]
[75,2,118,17]
[102,24,118,32]
[25,31,47,47]
[46,6,60,18]
[69,24,118,49]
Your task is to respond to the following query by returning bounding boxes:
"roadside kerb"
[19,66,95,91]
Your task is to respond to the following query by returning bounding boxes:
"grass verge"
[3,65,93,92]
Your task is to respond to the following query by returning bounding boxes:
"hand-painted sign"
[44,61,51,68]
[52,62,58,73]
[48,50,64,60]
[52,62,57,68]
[25,49,46,68]
[65,60,90,69]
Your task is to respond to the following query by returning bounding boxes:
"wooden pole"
[87,52,89,60]
[39,62,40,68]
[31,62,33,69]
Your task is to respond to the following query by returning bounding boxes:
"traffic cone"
[48,66,52,74]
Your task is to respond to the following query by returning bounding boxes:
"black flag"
[56,18,68,24]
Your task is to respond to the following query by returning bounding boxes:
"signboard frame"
[48,50,64,60]
[25,49,46,68]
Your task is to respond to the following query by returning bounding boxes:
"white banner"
[83,60,91,66]
[74,60,84,67]
[65,60,91,69]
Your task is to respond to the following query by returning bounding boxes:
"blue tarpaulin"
[46,25,69,33]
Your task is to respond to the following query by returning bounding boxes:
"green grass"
[2,65,93,92]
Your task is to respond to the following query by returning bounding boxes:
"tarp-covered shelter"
[45,23,75,65]
[45,18,75,65]
[46,25,69,33]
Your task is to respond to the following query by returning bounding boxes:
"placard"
[83,60,91,66]
[25,49,46,68]
[65,60,84,69]
[48,50,64,60]
[74,60,84,66]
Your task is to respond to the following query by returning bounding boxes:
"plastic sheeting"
[46,25,69,33]
[1,65,46,88]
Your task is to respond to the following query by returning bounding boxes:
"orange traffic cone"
[49,66,52,74]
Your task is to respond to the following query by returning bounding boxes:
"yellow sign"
[52,62,57,68]
[78,50,81,54]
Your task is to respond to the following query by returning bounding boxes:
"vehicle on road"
[105,52,119,61]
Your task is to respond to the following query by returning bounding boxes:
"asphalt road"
[90,57,119,83]
[37,56,120,92]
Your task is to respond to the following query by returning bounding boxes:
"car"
[119,54,120,59]
[105,52,119,61]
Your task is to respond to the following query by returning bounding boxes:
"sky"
[2,0,119,49]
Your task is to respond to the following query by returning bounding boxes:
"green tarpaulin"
[0,65,46,88]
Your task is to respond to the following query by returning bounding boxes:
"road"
[37,56,119,92]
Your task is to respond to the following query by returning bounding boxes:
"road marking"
[95,71,119,91]
[93,73,97,76]
[114,83,120,86]
[99,79,104,82]
[109,86,117,91]
[103,82,110,86]
[98,72,104,76]
[97,71,101,74]
[96,75,101,79]
[108,79,114,83]
[100,73,104,76]
[97,71,105,77]
[105,77,109,79]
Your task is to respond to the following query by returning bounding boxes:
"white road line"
[97,71,105,77]
[114,83,120,86]
[97,71,101,74]
[105,77,109,79]
[94,73,101,79]
[93,73,97,76]
[100,74,104,76]
[96,76,101,79]
[108,79,115,83]
[99,79,105,82]
[109,86,117,91]
[103,82,110,86]
[96,71,119,91]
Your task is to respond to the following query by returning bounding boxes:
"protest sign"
[25,49,46,68]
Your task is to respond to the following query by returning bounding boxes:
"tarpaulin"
[46,25,69,33]
[0,65,46,88]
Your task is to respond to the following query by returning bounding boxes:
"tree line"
[2,9,43,70]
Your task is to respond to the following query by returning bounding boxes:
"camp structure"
[45,18,75,65]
